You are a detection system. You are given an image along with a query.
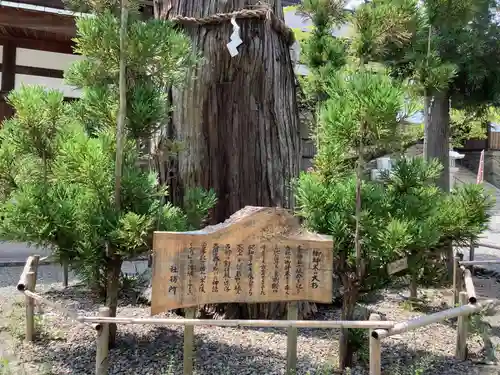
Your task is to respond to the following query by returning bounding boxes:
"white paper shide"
[227,17,243,57]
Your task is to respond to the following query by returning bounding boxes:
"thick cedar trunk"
[156,0,300,223]
[156,1,302,319]
[424,90,450,191]
[424,90,453,278]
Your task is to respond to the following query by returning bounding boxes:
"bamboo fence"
[16,254,498,375]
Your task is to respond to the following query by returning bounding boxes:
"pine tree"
[0,0,216,346]
[295,0,495,370]
[358,0,500,190]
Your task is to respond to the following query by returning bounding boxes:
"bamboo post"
[17,256,36,291]
[476,241,500,250]
[32,255,40,289]
[78,316,396,329]
[462,268,477,304]
[286,301,298,375]
[460,260,500,265]
[372,298,500,340]
[96,307,110,375]
[453,255,463,306]
[183,307,196,375]
[369,313,381,375]
[455,292,468,360]
[25,271,35,342]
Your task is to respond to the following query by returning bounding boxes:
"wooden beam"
[0,64,64,79]
[17,65,64,79]
[0,6,76,38]
[7,0,68,9]
[0,36,74,54]
[6,0,154,9]
[1,42,16,93]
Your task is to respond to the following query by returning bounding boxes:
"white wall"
[16,47,81,71]
[14,48,82,98]
[14,74,82,98]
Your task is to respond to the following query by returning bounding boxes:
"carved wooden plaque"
[151,206,334,314]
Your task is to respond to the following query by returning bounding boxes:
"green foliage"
[298,0,349,99]
[0,6,215,293]
[436,183,493,243]
[315,67,411,176]
[66,11,197,139]
[296,157,492,287]
[295,0,494,368]
[449,107,496,147]
[350,0,417,62]
[366,0,500,107]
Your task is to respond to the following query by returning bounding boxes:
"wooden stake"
[96,307,110,375]
[462,268,477,304]
[455,291,468,360]
[183,307,196,375]
[286,301,298,375]
[63,260,69,288]
[369,314,381,375]
[25,271,35,342]
[453,256,462,306]
[469,238,475,262]
[409,273,418,300]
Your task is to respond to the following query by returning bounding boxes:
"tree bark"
[106,255,123,348]
[424,90,450,191]
[424,90,453,278]
[156,0,300,223]
[339,278,358,370]
[155,1,301,319]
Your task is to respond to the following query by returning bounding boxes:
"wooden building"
[0,1,87,121]
[459,124,500,152]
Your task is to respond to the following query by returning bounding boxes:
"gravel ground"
[1,266,500,375]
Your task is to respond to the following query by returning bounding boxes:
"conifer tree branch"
[115,0,128,211]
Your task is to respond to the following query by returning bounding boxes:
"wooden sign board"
[151,206,334,314]
[387,257,408,275]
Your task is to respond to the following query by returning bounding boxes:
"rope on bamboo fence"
[23,290,100,331]
[168,3,295,45]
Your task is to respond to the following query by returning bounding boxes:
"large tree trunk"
[424,90,450,191]
[424,90,453,278]
[155,1,302,320]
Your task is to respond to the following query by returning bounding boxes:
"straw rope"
[170,3,295,45]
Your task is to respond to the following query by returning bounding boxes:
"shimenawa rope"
[170,3,295,45]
